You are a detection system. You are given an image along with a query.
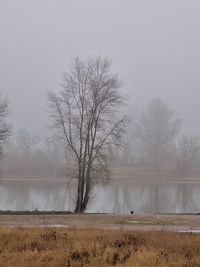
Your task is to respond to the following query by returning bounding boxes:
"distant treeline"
[1,98,200,178]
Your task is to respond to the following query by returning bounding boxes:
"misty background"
[0,0,200,135]
[0,1,200,213]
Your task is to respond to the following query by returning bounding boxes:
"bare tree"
[48,57,125,213]
[16,129,40,161]
[175,135,200,175]
[136,98,181,169]
[0,94,11,158]
[44,137,65,174]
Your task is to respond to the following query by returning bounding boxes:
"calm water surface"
[0,179,200,214]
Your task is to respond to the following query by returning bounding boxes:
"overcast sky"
[0,0,200,135]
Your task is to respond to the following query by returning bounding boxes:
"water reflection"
[0,179,199,213]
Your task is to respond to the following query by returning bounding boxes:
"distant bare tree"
[16,129,40,161]
[44,137,65,174]
[175,135,200,175]
[136,98,181,169]
[48,57,125,213]
[0,94,11,158]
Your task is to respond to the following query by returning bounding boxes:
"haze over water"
[1,1,200,214]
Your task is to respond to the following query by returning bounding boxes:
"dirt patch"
[1,214,200,232]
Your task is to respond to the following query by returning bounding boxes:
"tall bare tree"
[48,57,125,213]
[136,98,181,169]
[0,94,11,158]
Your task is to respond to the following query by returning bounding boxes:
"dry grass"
[0,228,200,266]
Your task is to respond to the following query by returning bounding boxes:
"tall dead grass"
[0,227,200,266]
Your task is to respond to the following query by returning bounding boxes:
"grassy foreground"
[0,228,200,267]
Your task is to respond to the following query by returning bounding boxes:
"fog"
[0,0,200,134]
[1,1,200,213]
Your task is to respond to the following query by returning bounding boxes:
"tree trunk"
[79,166,91,212]
[80,176,91,212]
[74,173,83,213]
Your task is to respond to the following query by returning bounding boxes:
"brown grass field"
[0,227,200,267]
[1,214,200,266]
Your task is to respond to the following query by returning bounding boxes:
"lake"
[0,178,200,214]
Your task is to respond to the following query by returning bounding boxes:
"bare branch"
[48,56,125,213]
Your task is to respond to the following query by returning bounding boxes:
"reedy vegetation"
[0,228,200,267]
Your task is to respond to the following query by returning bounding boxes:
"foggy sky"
[0,0,200,135]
